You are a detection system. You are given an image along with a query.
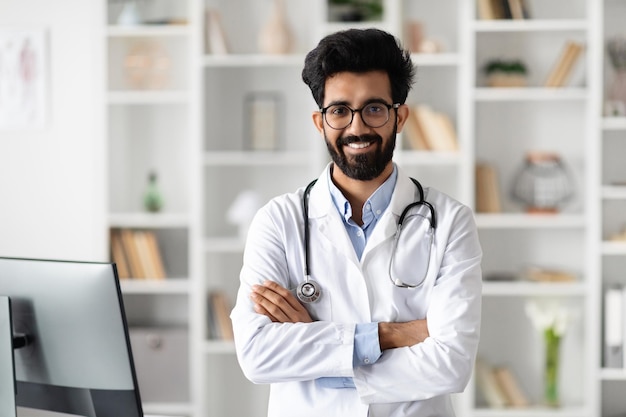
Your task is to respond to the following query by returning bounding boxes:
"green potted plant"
[327,0,384,22]
[483,59,528,87]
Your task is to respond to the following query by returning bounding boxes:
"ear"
[312,111,324,135]
[395,104,410,134]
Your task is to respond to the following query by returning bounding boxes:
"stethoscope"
[296,177,437,303]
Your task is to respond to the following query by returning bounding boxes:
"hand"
[378,319,429,351]
[251,280,313,323]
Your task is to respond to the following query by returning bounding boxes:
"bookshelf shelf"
[202,54,305,68]
[601,185,626,200]
[202,237,245,253]
[482,281,586,297]
[473,88,588,102]
[106,25,191,37]
[202,151,311,167]
[120,279,191,294]
[602,117,626,130]
[108,212,190,228]
[473,19,589,32]
[475,213,586,229]
[107,91,190,104]
[601,241,626,255]
[411,53,461,66]
[472,406,588,417]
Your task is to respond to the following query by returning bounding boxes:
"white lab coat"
[231,163,483,417]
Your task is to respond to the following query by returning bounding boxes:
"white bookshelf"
[101,0,626,416]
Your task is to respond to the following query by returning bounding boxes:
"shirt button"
[364,358,370,364]
[357,231,363,237]
[376,209,381,215]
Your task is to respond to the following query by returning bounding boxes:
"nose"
[345,109,371,134]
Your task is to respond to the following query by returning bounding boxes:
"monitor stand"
[0,295,17,417]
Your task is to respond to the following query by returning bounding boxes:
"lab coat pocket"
[303,291,332,322]
[389,213,434,289]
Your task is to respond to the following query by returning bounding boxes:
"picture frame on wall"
[244,92,283,151]
[0,28,48,130]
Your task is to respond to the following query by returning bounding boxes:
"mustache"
[337,134,382,147]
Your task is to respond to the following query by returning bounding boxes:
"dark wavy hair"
[302,28,415,108]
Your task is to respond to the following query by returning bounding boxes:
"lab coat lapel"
[308,166,360,267]
[362,170,417,260]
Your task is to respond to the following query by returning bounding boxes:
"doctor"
[231,28,482,417]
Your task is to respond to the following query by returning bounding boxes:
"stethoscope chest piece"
[297,279,321,303]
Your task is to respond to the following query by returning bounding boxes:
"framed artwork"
[0,29,48,130]
[244,92,283,151]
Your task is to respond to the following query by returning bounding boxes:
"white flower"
[525,300,573,336]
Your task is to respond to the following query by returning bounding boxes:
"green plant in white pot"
[484,59,528,87]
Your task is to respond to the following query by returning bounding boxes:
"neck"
[331,163,393,225]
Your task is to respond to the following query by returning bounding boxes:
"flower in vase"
[524,300,576,408]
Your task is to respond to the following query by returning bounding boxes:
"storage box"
[129,327,189,402]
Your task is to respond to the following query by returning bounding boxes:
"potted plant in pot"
[327,0,384,22]
[484,59,528,87]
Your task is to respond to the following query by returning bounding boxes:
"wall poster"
[0,29,47,130]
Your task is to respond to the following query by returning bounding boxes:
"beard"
[325,123,397,181]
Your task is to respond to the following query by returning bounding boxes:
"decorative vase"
[258,0,293,55]
[511,152,574,214]
[544,327,561,407]
[117,1,142,26]
[608,69,626,108]
[143,172,163,212]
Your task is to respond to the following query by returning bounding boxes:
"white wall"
[0,1,106,261]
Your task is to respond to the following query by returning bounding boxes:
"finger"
[252,302,279,322]
[261,280,308,312]
[250,289,291,322]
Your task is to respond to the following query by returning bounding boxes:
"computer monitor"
[0,257,143,417]
[1,295,17,416]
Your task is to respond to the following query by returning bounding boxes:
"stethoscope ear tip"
[394,278,403,287]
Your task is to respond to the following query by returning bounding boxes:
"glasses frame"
[320,102,400,130]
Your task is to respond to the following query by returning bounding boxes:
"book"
[604,285,624,368]
[475,163,502,213]
[493,366,529,407]
[205,9,229,55]
[144,231,166,279]
[111,229,167,280]
[120,228,145,279]
[412,105,458,152]
[110,229,130,279]
[475,358,508,408]
[402,111,429,151]
[207,291,234,340]
[544,41,584,87]
[507,0,525,19]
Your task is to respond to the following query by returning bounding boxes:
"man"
[230,28,482,417]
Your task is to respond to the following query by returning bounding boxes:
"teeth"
[348,142,371,149]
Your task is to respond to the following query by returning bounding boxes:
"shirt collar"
[327,164,398,225]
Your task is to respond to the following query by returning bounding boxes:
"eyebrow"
[324,97,392,108]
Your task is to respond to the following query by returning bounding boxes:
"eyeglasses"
[320,102,400,130]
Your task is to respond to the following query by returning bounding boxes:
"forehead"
[323,71,391,106]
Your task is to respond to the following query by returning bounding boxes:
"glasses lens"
[325,105,352,129]
[362,103,390,128]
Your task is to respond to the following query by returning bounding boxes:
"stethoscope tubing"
[299,177,436,302]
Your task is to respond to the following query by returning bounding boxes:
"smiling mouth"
[347,141,373,149]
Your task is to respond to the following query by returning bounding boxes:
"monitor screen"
[0,257,143,417]
[0,295,17,417]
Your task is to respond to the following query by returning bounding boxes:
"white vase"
[258,0,293,55]
[117,1,141,26]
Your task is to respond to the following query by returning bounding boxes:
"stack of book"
[475,358,530,408]
[403,105,459,152]
[544,41,585,88]
[110,228,167,280]
[207,291,234,340]
[477,0,531,20]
